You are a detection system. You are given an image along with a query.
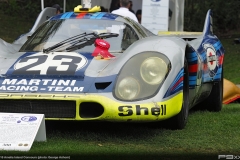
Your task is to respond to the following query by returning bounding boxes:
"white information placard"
[142,0,169,34]
[0,113,46,151]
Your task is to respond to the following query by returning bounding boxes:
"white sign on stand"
[142,0,169,34]
[0,113,46,151]
[82,0,92,8]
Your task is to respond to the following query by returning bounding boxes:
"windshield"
[20,19,139,52]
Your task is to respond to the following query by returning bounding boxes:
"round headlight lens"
[117,77,140,100]
[140,57,168,85]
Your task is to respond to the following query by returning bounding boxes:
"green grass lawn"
[1,104,240,160]
[0,10,240,160]
[222,39,240,83]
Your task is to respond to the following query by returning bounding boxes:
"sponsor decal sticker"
[0,79,84,92]
[10,52,88,75]
[203,43,219,77]
[3,52,93,93]
[118,105,166,116]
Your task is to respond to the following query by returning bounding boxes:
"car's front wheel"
[166,59,189,130]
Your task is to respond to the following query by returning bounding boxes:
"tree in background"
[0,0,82,20]
[184,0,240,35]
[0,0,240,36]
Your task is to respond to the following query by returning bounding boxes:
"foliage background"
[0,1,240,159]
[184,0,240,35]
[0,0,240,36]
[0,0,81,20]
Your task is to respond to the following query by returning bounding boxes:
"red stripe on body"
[76,12,87,19]
[218,55,224,65]
[189,64,198,73]
[171,77,183,91]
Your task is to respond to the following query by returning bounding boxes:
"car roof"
[50,11,127,22]
[47,11,149,37]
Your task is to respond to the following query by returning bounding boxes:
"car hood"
[0,51,119,93]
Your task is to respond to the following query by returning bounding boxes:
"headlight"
[140,57,168,85]
[114,51,171,101]
[117,77,140,100]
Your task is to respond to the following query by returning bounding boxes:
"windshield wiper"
[43,32,87,53]
[43,32,119,53]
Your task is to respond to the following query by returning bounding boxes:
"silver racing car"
[0,7,224,129]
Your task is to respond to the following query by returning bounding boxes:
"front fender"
[100,36,187,77]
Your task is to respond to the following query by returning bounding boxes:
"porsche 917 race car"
[0,7,224,130]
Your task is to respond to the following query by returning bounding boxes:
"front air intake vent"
[95,82,112,90]
[0,100,76,118]
[80,102,104,118]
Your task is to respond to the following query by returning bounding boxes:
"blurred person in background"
[136,9,142,23]
[129,1,135,14]
[110,0,120,12]
[100,6,107,12]
[111,0,138,22]
[52,4,63,15]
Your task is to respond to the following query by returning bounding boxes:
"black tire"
[166,59,189,130]
[194,65,223,112]
[203,73,223,112]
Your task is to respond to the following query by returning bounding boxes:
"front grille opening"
[80,102,104,118]
[95,82,112,90]
[0,99,76,118]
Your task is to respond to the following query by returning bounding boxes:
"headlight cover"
[114,51,171,101]
[117,77,140,100]
[140,57,168,85]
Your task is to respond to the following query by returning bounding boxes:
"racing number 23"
[13,54,85,75]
